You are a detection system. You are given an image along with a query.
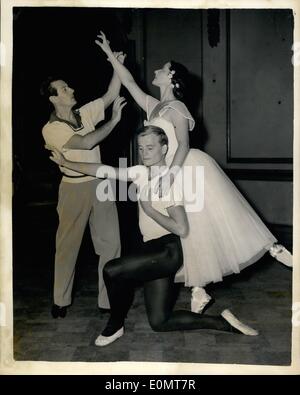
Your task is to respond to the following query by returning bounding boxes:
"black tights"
[102,234,231,335]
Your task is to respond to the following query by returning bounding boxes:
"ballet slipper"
[221,309,259,336]
[95,327,124,347]
[269,244,293,268]
[191,287,212,314]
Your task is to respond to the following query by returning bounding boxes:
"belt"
[62,174,90,178]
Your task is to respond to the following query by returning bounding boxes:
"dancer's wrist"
[143,204,155,216]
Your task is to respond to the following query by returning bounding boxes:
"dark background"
[13,7,144,202]
[12,8,146,297]
[12,7,293,303]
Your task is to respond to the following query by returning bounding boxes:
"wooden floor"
[12,203,292,365]
[13,251,292,364]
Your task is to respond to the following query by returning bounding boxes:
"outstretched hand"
[112,96,127,123]
[95,31,126,64]
[45,144,66,166]
[95,31,112,55]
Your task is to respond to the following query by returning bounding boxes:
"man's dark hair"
[40,76,61,99]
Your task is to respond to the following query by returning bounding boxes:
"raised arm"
[63,96,126,150]
[101,52,124,109]
[95,31,148,111]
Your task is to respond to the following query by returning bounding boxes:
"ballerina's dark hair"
[169,61,189,100]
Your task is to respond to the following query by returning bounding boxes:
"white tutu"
[145,96,277,287]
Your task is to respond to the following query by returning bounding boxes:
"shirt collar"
[49,109,83,132]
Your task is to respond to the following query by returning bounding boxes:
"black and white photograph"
[0,0,299,374]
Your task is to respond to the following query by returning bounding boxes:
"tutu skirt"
[173,149,277,287]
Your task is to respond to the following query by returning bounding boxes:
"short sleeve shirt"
[42,98,105,183]
[128,165,184,242]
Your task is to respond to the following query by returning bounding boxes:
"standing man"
[41,53,126,318]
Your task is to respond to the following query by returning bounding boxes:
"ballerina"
[95,31,292,314]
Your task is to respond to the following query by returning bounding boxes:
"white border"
[1,0,299,375]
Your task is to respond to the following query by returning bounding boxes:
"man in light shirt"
[41,54,126,318]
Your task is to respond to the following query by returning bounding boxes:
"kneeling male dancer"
[48,125,259,346]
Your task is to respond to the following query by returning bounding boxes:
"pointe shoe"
[221,309,259,336]
[95,327,124,347]
[191,287,212,314]
[269,244,293,268]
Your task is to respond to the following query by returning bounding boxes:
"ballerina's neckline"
[149,99,181,121]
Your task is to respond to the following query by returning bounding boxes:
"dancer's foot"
[51,304,67,319]
[98,307,111,314]
[95,326,124,347]
[269,244,292,268]
[221,309,259,336]
[191,287,212,314]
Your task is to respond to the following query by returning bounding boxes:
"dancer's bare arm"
[101,52,124,109]
[155,105,190,197]
[139,186,189,237]
[95,31,148,111]
[47,146,129,182]
[63,96,126,150]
